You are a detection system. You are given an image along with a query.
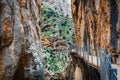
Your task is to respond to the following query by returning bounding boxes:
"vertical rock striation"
[0,0,44,80]
[71,0,120,58]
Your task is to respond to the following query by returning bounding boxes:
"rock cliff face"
[71,0,120,58]
[0,0,44,80]
[41,0,72,17]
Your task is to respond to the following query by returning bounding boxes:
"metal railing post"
[88,47,90,61]
[106,55,111,80]
[91,47,93,64]
[96,46,99,69]
[79,46,81,56]
[110,69,117,80]
[85,46,87,60]
[100,48,106,80]
[83,46,84,58]
[84,46,86,60]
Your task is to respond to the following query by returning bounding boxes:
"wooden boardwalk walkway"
[77,52,100,68]
[69,45,119,80]
[79,52,120,80]
[71,46,100,69]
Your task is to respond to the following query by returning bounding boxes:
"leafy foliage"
[41,6,74,43]
[42,49,67,72]
[41,6,74,73]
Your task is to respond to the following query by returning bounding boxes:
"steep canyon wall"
[71,0,120,57]
[0,0,44,80]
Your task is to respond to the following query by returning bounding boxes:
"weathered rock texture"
[41,0,72,17]
[71,0,120,57]
[0,0,44,80]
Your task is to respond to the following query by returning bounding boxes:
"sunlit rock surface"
[71,0,120,63]
[0,0,44,80]
[41,0,72,17]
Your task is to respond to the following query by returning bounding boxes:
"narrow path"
[70,45,119,80]
[78,52,100,68]
[70,52,100,80]
[81,52,120,80]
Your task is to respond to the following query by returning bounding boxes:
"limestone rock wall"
[0,0,44,80]
[71,0,120,56]
[41,0,72,17]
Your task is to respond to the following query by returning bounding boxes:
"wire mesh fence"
[69,44,118,80]
[100,48,117,80]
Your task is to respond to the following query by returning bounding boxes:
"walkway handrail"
[69,44,100,69]
[100,48,117,80]
[69,44,118,80]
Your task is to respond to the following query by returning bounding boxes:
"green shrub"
[41,6,74,73]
